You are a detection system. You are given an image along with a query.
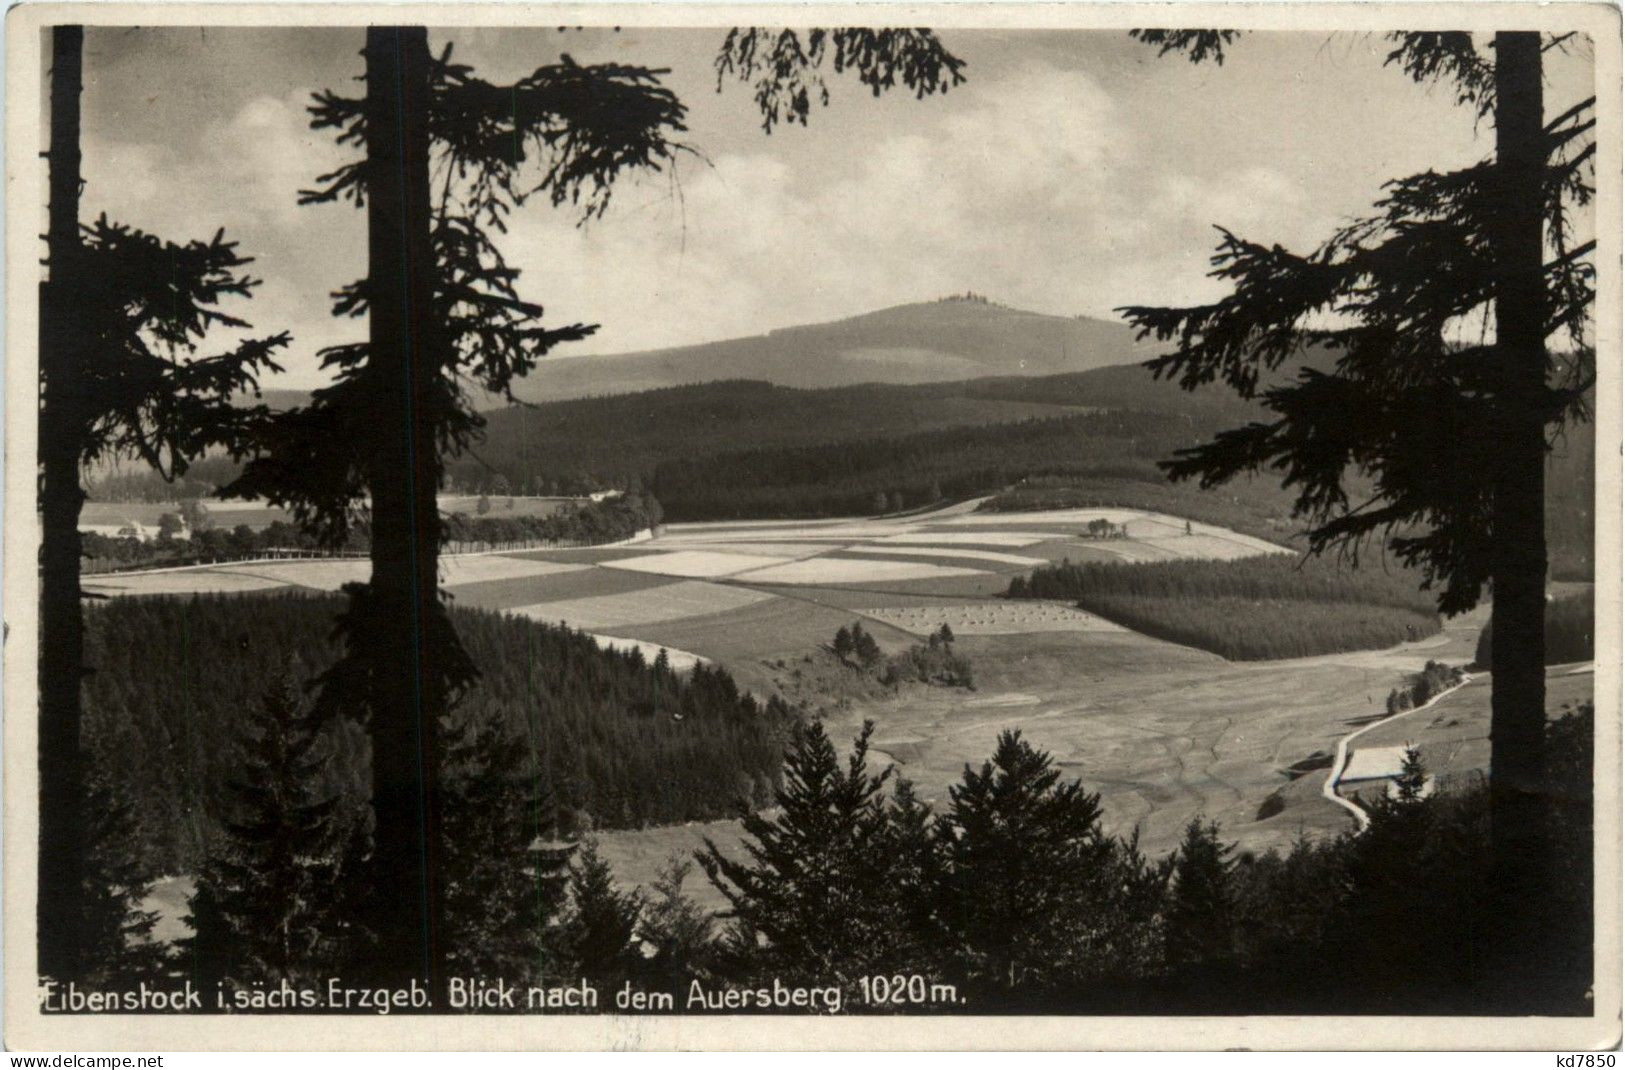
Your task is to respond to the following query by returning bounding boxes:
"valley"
[93,495,1573,920]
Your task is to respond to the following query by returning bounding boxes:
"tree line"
[79,493,661,572]
[1011,552,1442,612]
[85,707,1593,1014]
[445,353,1271,499]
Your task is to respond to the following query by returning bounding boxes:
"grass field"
[1347,664,1594,786]
[514,580,775,632]
[603,549,792,578]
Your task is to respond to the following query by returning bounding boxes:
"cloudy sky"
[71,26,1594,388]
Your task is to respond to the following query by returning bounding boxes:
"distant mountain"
[504,298,1154,403]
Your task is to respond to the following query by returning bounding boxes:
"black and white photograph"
[3,2,1619,1052]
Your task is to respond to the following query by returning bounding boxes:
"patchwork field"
[93,501,1520,906]
[864,601,1124,636]
[513,579,774,632]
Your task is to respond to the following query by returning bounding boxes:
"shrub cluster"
[1385,660,1465,715]
[833,622,973,689]
[442,493,662,548]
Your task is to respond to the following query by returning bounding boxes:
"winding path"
[1320,673,1475,831]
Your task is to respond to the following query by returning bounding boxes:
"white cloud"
[75,57,1325,384]
[81,91,362,376]
[499,60,1320,357]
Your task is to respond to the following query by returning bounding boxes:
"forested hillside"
[82,594,790,877]
[1009,554,1442,660]
[84,365,1594,586]
[647,409,1289,522]
[445,361,1256,494]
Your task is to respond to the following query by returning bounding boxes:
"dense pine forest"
[80,494,660,572]
[1008,554,1443,660]
[449,365,1261,493]
[648,410,1256,521]
[82,593,790,878]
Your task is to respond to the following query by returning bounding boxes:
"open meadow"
[88,499,1580,915]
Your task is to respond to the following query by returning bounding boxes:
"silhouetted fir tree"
[554,842,644,986]
[440,711,568,985]
[698,721,910,982]
[832,624,854,662]
[184,671,357,987]
[1229,832,1349,975]
[37,25,288,980]
[1164,818,1237,970]
[879,778,946,968]
[1394,746,1429,802]
[638,858,717,986]
[227,27,687,992]
[1104,829,1173,980]
[937,730,1130,993]
[715,28,965,133]
[73,768,167,986]
[1119,30,1595,956]
[1333,770,1492,1009]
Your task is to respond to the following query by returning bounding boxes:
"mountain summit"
[506,297,1152,403]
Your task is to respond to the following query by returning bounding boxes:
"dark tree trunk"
[39,23,88,981]
[361,25,448,996]
[1487,29,1549,967]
